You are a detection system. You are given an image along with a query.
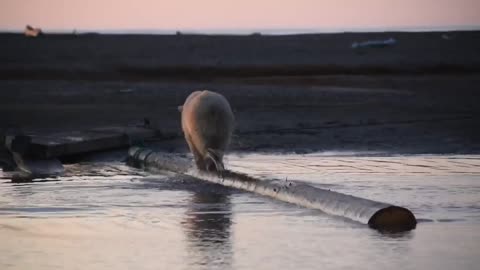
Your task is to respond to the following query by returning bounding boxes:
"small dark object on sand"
[144,117,151,128]
[24,25,43,37]
[351,38,397,49]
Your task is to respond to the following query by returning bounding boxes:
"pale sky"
[1,0,479,33]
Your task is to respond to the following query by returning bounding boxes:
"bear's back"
[181,90,234,152]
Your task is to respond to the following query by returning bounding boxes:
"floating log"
[128,147,417,232]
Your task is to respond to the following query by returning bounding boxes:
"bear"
[178,90,234,172]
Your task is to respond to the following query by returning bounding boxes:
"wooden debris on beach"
[2,126,158,180]
[8,126,157,159]
[24,25,43,37]
[351,37,397,49]
[0,133,16,171]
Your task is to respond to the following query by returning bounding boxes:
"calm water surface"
[1,153,479,270]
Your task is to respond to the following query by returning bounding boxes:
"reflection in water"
[9,182,35,196]
[135,174,235,269]
[378,230,414,240]
[183,188,233,270]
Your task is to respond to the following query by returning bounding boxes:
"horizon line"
[2,25,480,35]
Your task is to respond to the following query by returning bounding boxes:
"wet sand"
[1,31,480,154]
[2,75,479,155]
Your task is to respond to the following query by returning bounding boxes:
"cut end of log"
[368,206,417,232]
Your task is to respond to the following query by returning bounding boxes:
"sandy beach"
[1,31,479,154]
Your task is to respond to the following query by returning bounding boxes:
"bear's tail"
[205,148,224,172]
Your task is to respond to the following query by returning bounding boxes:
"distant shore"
[1,31,480,80]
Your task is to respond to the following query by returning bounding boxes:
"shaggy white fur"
[179,90,234,172]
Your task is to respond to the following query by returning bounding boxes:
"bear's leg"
[185,133,206,170]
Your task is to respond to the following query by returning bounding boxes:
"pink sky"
[1,0,479,32]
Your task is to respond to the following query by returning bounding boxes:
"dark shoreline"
[2,64,480,82]
[2,31,480,80]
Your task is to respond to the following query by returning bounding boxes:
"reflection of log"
[24,25,43,37]
[128,147,417,232]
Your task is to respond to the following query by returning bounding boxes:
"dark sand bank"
[1,32,480,154]
[2,75,479,154]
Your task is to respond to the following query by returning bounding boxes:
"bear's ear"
[177,106,183,112]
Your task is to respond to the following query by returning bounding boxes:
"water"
[1,153,480,270]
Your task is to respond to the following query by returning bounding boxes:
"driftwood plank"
[14,126,156,159]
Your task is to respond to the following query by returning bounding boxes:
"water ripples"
[1,153,480,270]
